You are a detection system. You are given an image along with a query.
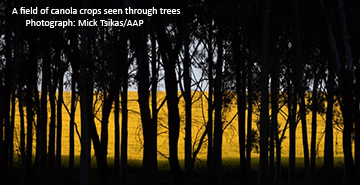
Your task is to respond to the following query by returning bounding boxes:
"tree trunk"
[206,19,214,183]
[184,22,192,179]
[48,70,57,177]
[310,66,319,184]
[26,32,37,174]
[79,0,91,183]
[324,59,335,185]
[19,90,26,166]
[213,24,224,184]
[233,32,248,184]
[120,30,128,182]
[114,90,120,183]
[56,46,66,182]
[258,0,269,184]
[40,45,50,176]
[247,56,253,179]
[288,75,297,183]
[68,26,79,178]
[320,0,355,183]
[292,0,310,183]
[355,56,360,180]
[156,23,184,184]
[336,0,356,183]
[134,29,157,184]
[270,61,279,183]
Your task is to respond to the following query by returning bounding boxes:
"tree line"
[0,0,360,184]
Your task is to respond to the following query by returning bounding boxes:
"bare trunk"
[48,77,57,177]
[39,45,50,176]
[113,27,120,184]
[68,27,79,177]
[114,91,120,183]
[26,33,37,173]
[336,0,355,183]
[120,30,129,183]
[56,50,66,182]
[134,29,157,184]
[150,31,158,184]
[184,24,192,178]
[324,59,335,185]
[156,23,184,184]
[69,74,76,177]
[247,58,253,179]
[292,0,310,183]
[79,0,91,183]
[19,90,26,166]
[206,19,214,183]
[258,0,269,184]
[214,25,223,184]
[270,63,279,183]
[310,68,319,184]
[288,77,297,183]
[233,32,247,184]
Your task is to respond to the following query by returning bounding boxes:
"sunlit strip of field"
[12,91,346,161]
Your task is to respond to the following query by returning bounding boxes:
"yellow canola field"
[12,91,345,161]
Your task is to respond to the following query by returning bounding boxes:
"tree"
[292,0,310,183]
[232,30,248,184]
[213,21,224,184]
[258,0,269,184]
[120,29,129,182]
[324,52,335,185]
[133,26,157,184]
[183,15,192,178]
[156,14,184,183]
[79,0,91,184]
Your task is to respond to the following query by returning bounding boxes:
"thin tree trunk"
[48,73,57,177]
[233,32,247,184]
[56,50,65,183]
[324,59,335,185]
[9,81,15,178]
[247,58,253,180]
[113,26,121,185]
[150,31,158,183]
[292,0,310,184]
[114,91,120,183]
[69,73,76,177]
[156,23,184,184]
[120,30,128,182]
[310,69,319,184]
[79,0,91,183]
[68,26,79,178]
[258,0,269,184]
[288,76,297,183]
[206,19,214,183]
[184,22,192,178]
[19,90,26,166]
[214,24,224,184]
[270,62,279,183]
[26,33,37,174]
[355,58,360,179]
[134,29,157,184]
[40,45,50,176]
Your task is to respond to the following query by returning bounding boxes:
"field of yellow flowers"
[12,91,345,162]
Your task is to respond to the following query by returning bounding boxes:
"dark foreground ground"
[6,157,346,185]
